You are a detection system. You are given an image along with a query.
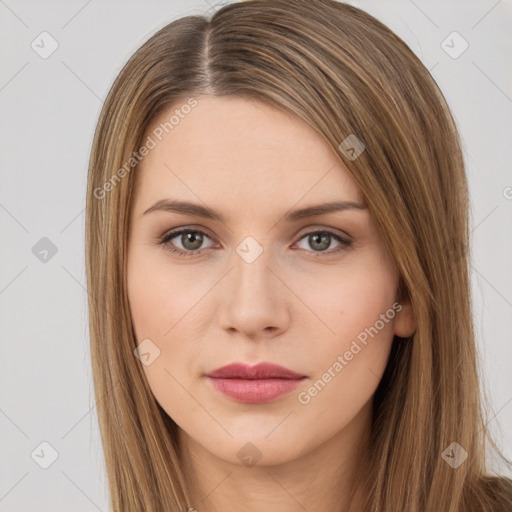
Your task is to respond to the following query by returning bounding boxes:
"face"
[127,95,416,467]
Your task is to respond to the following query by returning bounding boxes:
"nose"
[217,242,291,340]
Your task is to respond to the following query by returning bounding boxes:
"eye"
[158,227,352,258]
[159,228,215,257]
[294,230,352,255]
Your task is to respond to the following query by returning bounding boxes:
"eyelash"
[158,228,352,258]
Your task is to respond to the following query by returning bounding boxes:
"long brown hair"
[85,1,512,510]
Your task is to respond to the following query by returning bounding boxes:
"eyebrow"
[143,199,366,223]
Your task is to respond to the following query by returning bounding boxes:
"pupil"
[183,232,203,250]
[310,233,330,251]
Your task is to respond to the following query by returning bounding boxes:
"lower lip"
[207,377,306,404]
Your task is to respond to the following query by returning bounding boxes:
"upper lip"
[205,362,307,380]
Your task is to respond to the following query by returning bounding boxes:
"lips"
[205,362,307,404]
[205,362,306,380]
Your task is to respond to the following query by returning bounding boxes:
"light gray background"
[1,0,511,510]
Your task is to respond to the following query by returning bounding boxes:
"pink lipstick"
[205,362,307,404]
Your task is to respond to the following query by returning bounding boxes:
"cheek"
[127,248,207,431]
[127,247,207,341]
[127,246,216,390]
[303,256,397,344]
[294,257,397,414]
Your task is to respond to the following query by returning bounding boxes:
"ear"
[393,281,417,338]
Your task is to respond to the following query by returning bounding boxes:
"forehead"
[134,95,363,213]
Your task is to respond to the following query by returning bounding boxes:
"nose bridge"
[231,234,275,299]
[218,234,289,337]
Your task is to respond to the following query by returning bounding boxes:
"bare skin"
[127,95,416,512]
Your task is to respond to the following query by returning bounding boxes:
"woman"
[85,0,512,510]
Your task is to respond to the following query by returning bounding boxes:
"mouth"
[205,362,308,404]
